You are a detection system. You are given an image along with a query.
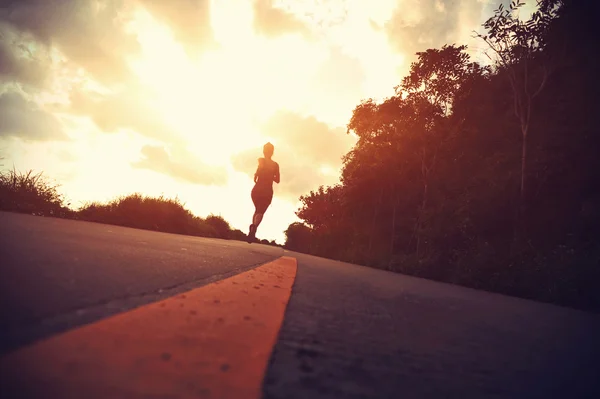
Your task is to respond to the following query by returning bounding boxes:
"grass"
[0,168,73,218]
[0,168,279,245]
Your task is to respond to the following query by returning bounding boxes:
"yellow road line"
[0,256,297,399]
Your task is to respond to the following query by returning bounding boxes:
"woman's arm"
[254,158,263,183]
[274,163,280,184]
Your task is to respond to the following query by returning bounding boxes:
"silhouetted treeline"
[285,0,600,311]
[0,168,280,246]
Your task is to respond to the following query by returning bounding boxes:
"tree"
[289,0,600,311]
[476,0,563,231]
[397,45,488,257]
[398,44,489,115]
[296,185,345,231]
[284,222,313,253]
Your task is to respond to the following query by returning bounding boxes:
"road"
[0,211,283,354]
[1,211,599,398]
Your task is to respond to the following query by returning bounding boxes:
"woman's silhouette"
[248,142,280,242]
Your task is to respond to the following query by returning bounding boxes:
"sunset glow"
[0,0,502,242]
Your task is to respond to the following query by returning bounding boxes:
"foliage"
[0,174,257,242]
[285,1,600,312]
[76,194,246,240]
[230,228,247,241]
[205,214,232,239]
[0,168,73,218]
[284,222,313,253]
[476,0,563,221]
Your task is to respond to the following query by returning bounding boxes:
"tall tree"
[285,0,600,311]
[476,0,563,230]
[396,45,487,256]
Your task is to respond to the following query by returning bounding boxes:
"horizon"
[0,0,538,243]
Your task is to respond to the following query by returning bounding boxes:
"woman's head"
[263,142,274,159]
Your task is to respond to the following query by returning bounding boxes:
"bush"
[0,167,244,241]
[230,228,248,241]
[0,168,72,218]
[77,193,233,239]
[205,214,232,239]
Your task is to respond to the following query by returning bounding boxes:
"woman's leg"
[253,191,271,231]
[248,208,266,241]
[249,189,271,240]
[248,212,257,239]
[249,187,259,240]
[253,212,264,227]
[248,211,263,240]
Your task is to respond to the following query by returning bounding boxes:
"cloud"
[67,84,181,143]
[253,0,311,38]
[384,0,487,60]
[137,0,215,54]
[261,110,354,166]
[0,0,140,86]
[307,46,367,126]
[0,90,66,141]
[56,148,77,162]
[133,144,228,186]
[0,24,52,89]
[231,111,355,200]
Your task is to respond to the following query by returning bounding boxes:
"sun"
[124,1,344,172]
[125,6,263,167]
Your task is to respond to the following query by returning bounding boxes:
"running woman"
[248,142,280,242]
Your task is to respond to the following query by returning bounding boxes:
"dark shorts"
[251,185,273,214]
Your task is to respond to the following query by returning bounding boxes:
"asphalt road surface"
[0,211,282,354]
[1,211,600,398]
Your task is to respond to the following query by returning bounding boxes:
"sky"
[0,0,532,243]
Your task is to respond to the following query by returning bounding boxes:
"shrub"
[77,193,231,239]
[205,214,232,239]
[0,168,72,217]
